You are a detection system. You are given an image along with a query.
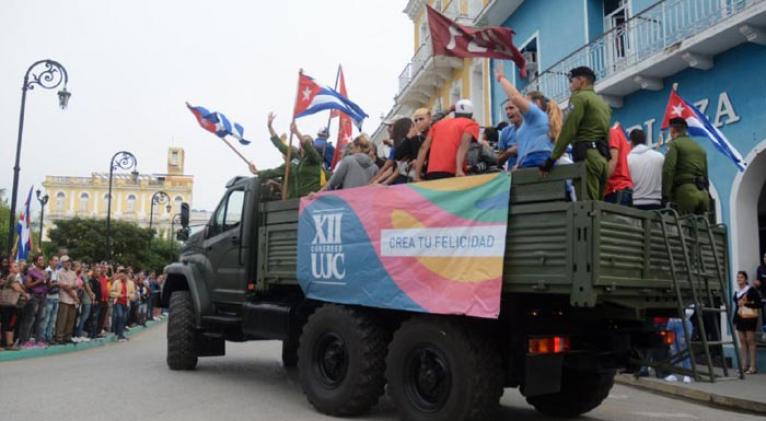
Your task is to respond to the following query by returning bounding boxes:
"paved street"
[0,323,760,421]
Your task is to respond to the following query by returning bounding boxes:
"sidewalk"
[0,317,166,363]
[616,372,766,415]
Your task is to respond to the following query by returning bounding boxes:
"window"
[604,0,630,60]
[209,189,245,237]
[450,79,462,107]
[419,21,429,47]
[171,151,179,165]
[79,192,89,213]
[127,194,137,213]
[174,196,183,212]
[470,61,485,125]
[56,192,65,212]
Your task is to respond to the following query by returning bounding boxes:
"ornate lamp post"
[6,59,71,257]
[106,151,138,261]
[35,190,49,250]
[149,191,170,236]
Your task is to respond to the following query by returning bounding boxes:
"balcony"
[396,0,484,107]
[526,0,766,107]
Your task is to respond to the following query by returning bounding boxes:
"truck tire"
[166,291,198,370]
[297,304,389,416]
[526,369,615,418]
[386,317,503,421]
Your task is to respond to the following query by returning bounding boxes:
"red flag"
[426,5,527,77]
[331,67,353,169]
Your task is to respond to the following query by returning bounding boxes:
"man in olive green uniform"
[251,113,326,199]
[540,67,611,200]
[662,117,710,215]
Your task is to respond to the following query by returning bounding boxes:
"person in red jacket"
[604,125,634,206]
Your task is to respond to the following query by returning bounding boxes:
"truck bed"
[256,164,726,311]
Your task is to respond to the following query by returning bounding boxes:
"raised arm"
[495,63,531,114]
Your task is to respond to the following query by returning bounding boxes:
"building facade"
[373,0,496,146]
[41,147,193,240]
[382,0,766,367]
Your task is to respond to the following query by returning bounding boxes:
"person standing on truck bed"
[540,66,611,200]
[662,117,710,215]
[414,99,480,181]
[251,113,326,199]
[495,63,562,170]
[628,128,665,210]
[317,134,378,190]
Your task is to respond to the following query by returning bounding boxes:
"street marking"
[632,412,697,419]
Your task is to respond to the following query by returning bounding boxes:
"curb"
[0,318,166,363]
[615,374,766,415]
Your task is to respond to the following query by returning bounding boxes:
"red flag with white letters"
[426,5,527,77]
[331,67,353,169]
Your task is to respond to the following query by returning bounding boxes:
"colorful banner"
[297,173,511,319]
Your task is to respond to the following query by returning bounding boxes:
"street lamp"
[6,59,70,257]
[106,151,138,261]
[35,190,49,250]
[149,191,170,237]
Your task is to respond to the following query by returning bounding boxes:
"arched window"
[79,192,89,213]
[174,196,183,212]
[56,192,66,212]
[127,194,137,213]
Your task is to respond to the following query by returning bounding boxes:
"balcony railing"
[398,39,433,95]
[526,0,764,103]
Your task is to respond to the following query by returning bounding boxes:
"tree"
[0,192,9,256]
[47,217,179,272]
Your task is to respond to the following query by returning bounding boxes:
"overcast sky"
[0,0,411,211]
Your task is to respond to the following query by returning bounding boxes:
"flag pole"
[283,69,303,200]
[220,136,251,167]
[322,64,342,167]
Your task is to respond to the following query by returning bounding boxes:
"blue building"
[484,0,766,369]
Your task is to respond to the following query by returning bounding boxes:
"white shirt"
[627,144,665,205]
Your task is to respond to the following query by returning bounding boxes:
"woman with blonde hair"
[495,64,563,169]
[319,134,379,191]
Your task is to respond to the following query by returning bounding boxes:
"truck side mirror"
[180,203,190,228]
[176,227,190,242]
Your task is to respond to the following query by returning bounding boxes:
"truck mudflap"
[524,354,564,396]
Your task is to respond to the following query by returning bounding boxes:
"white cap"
[455,99,473,115]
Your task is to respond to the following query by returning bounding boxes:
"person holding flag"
[662,117,710,215]
[250,113,324,199]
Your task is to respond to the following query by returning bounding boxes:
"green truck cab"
[162,164,728,421]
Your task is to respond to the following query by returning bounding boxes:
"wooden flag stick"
[283,68,303,200]
[221,136,251,167]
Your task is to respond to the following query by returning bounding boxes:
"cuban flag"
[15,186,33,262]
[293,73,368,130]
[661,91,745,171]
[186,102,251,145]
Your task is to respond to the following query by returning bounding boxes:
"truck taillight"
[528,336,571,355]
[659,330,676,346]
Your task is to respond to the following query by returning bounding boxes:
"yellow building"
[373,0,493,145]
[41,147,193,240]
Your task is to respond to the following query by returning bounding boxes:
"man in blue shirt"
[497,101,522,170]
[313,127,335,170]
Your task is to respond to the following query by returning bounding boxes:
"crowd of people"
[0,254,166,351]
[245,64,764,376]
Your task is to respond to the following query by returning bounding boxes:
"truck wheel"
[166,291,198,370]
[386,317,503,421]
[297,304,389,416]
[526,369,615,418]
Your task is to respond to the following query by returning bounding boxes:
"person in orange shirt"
[414,99,480,181]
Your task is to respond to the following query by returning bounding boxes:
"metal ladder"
[655,209,744,382]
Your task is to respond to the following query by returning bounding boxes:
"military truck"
[162,164,729,421]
